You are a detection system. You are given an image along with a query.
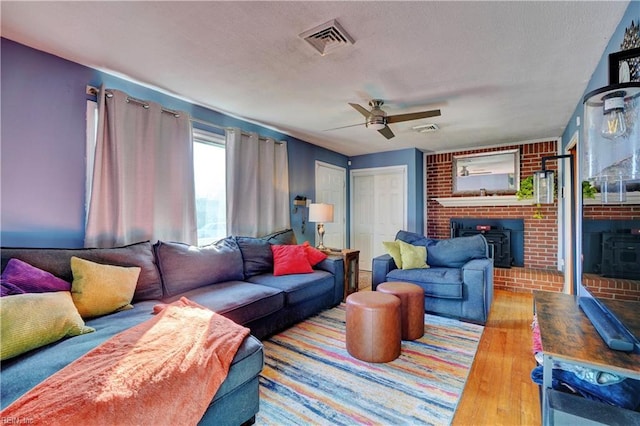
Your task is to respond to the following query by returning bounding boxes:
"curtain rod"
[87,85,282,144]
[190,117,282,144]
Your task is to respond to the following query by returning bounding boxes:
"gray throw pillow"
[236,236,273,278]
[0,241,162,302]
[155,238,244,297]
[260,228,297,245]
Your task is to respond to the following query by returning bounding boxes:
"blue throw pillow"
[395,230,434,248]
[236,236,273,278]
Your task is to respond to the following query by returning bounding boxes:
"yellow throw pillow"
[382,241,403,269]
[71,256,140,318]
[0,292,94,361]
[397,240,429,270]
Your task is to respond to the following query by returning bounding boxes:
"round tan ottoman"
[345,291,401,363]
[377,282,425,340]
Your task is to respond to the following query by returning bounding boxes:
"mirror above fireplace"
[452,149,520,194]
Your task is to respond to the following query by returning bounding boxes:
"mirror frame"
[452,149,520,195]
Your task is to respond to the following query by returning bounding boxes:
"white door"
[352,174,375,269]
[351,166,407,271]
[315,161,346,249]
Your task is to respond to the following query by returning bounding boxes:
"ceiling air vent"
[300,19,354,56]
[412,124,440,133]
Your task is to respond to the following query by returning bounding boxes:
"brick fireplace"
[426,141,564,293]
[426,140,640,299]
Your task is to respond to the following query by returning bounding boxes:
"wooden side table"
[534,291,640,425]
[322,248,359,301]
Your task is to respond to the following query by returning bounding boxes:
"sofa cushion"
[247,270,334,305]
[1,258,71,296]
[70,257,139,318]
[260,228,297,245]
[0,292,95,361]
[235,237,273,278]
[0,242,163,302]
[162,281,285,326]
[396,231,487,268]
[155,238,244,297]
[271,245,313,276]
[386,267,463,299]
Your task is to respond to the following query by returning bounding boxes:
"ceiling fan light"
[368,122,386,130]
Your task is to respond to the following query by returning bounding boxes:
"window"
[193,129,226,246]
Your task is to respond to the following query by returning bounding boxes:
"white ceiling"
[1,1,629,156]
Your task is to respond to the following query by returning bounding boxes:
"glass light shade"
[533,170,555,204]
[308,203,334,223]
[582,83,640,183]
[600,92,627,139]
[600,179,627,204]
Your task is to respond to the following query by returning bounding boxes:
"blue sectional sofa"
[0,229,344,425]
[372,230,493,324]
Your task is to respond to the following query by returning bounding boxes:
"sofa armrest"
[315,256,345,306]
[372,254,397,290]
[461,258,494,324]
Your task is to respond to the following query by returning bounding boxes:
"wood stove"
[601,232,640,279]
[450,219,520,268]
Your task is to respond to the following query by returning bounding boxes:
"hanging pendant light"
[583,82,640,203]
[533,170,555,204]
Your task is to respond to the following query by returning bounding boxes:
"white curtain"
[85,88,197,247]
[225,128,290,237]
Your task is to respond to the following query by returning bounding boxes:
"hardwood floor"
[358,273,540,425]
[452,289,540,426]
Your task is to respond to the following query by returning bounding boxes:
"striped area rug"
[256,304,484,425]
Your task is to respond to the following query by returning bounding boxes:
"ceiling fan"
[330,100,441,139]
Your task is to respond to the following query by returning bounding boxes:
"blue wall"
[349,148,424,234]
[0,38,347,247]
[562,2,639,151]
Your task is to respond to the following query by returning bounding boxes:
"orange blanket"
[1,297,250,425]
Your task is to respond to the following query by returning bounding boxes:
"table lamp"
[308,203,334,250]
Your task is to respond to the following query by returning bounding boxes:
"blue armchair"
[372,231,494,324]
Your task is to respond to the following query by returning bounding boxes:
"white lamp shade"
[308,203,334,223]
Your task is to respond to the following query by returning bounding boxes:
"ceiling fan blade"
[323,122,364,131]
[378,126,395,139]
[386,109,441,124]
[349,103,371,118]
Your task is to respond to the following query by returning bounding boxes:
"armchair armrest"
[372,254,397,290]
[461,257,494,324]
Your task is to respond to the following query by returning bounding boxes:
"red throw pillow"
[271,245,313,276]
[302,241,328,266]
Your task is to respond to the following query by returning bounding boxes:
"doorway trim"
[315,161,347,248]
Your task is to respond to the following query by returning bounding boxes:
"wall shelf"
[434,192,640,207]
[433,195,532,207]
[583,192,640,205]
